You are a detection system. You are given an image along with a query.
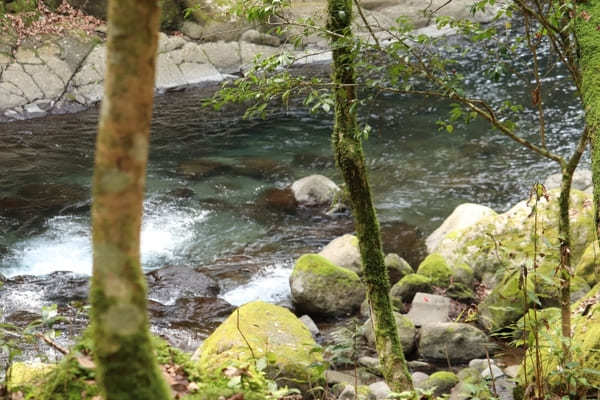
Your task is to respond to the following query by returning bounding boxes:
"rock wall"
[0,0,498,122]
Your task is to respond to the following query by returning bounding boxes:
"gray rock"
[390,274,433,306]
[495,377,516,400]
[544,168,592,191]
[319,234,362,274]
[338,385,356,400]
[23,103,47,118]
[411,371,429,387]
[181,20,205,40]
[407,360,435,373]
[468,358,496,372]
[240,29,281,47]
[363,312,416,354]
[418,322,492,363]
[481,364,504,379]
[504,364,520,379]
[426,203,496,253]
[406,292,451,327]
[326,370,355,386]
[368,381,390,400]
[291,174,340,207]
[299,314,320,338]
[417,371,459,397]
[384,253,413,284]
[198,41,242,74]
[179,62,223,86]
[358,356,380,372]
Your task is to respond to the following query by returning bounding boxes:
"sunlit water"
[0,32,588,306]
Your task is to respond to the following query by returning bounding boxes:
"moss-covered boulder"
[6,362,55,392]
[290,254,365,317]
[434,189,595,285]
[363,312,417,354]
[195,301,324,389]
[418,322,492,363]
[318,234,362,274]
[384,253,413,284]
[575,240,600,287]
[416,254,452,287]
[390,273,432,306]
[417,371,459,397]
[512,307,560,342]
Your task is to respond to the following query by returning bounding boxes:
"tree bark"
[327,0,412,391]
[89,1,171,399]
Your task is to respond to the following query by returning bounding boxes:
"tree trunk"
[575,2,600,239]
[89,1,171,399]
[558,167,573,358]
[327,0,412,392]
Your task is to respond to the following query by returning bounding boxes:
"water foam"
[1,201,209,277]
[221,262,292,307]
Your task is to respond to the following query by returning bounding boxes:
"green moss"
[445,282,476,302]
[6,362,55,392]
[453,262,474,286]
[390,273,432,306]
[196,301,323,389]
[384,253,413,283]
[575,240,600,286]
[421,371,459,396]
[292,253,360,288]
[159,0,184,31]
[5,0,37,13]
[478,271,529,331]
[416,253,452,287]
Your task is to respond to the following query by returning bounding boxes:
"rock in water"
[194,301,323,389]
[291,175,340,207]
[290,254,365,317]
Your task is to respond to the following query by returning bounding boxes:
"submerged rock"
[256,187,298,213]
[176,159,232,179]
[146,265,219,306]
[290,254,365,317]
[194,301,323,389]
[291,174,340,207]
[319,234,362,274]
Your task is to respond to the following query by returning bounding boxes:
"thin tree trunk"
[90,1,171,399]
[327,0,412,391]
[558,167,573,357]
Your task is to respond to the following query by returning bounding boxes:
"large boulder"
[417,371,459,397]
[416,254,453,287]
[390,274,433,306]
[318,234,362,274]
[418,322,492,363]
[426,203,497,253]
[544,168,592,191]
[194,301,323,388]
[363,312,417,354]
[291,175,340,207]
[290,254,365,317]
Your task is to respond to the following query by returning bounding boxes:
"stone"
[290,254,365,317]
[384,253,413,284]
[468,358,496,372]
[176,159,232,179]
[14,48,42,64]
[179,62,223,86]
[390,274,433,307]
[358,356,380,372]
[418,322,492,363]
[325,370,354,386]
[481,364,504,379]
[72,83,103,104]
[406,292,451,327]
[3,64,43,101]
[181,20,205,40]
[240,42,281,65]
[241,29,282,47]
[158,32,186,53]
[544,168,592,191]
[319,234,362,274]
[417,371,459,397]
[43,56,73,83]
[368,381,390,400]
[23,102,47,118]
[426,203,496,253]
[449,367,491,400]
[299,314,320,338]
[257,187,298,213]
[146,266,219,306]
[416,253,452,287]
[156,52,187,90]
[363,312,417,354]
[411,371,429,387]
[495,377,516,400]
[195,301,323,389]
[7,362,54,390]
[198,41,242,74]
[72,63,102,86]
[179,42,210,64]
[291,174,341,207]
[504,365,520,379]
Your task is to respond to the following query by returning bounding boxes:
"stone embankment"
[0,0,498,122]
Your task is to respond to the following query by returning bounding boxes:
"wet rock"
[256,187,298,213]
[292,153,334,169]
[406,292,451,327]
[380,220,427,268]
[240,29,282,47]
[299,314,320,338]
[43,271,89,303]
[234,157,289,180]
[176,159,232,179]
[167,187,195,198]
[291,174,340,207]
[148,296,233,332]
[319,234,362,274]
[0,183,89,220]
[363,312,416,354]
[417,371,459,397]
[146,265,219,305]
[290,254,365,318]
[384,253,413,285]
[358,356,380,373]
[368,381,390,400]
[426,203,496,253]
[411,371,429,387]
[418,322,492,363]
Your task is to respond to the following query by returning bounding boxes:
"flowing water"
[0,35,588,328]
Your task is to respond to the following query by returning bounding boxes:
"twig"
[485,349,498,397]
[236,309,257,366]
[36,333,68,355]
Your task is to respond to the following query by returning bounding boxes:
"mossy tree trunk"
[575,2,600,239]
[89,1,171,399]
[327,0,412,392]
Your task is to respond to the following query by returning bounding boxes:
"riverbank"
[0,0,498,122]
